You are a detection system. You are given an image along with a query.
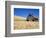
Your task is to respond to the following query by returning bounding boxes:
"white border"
[11,5,42,34]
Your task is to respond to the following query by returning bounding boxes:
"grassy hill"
[14,16,26,21]
[14,16,39,30]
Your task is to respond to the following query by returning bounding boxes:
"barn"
[26,14,38,21]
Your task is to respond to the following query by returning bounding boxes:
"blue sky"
[14,8,39,18]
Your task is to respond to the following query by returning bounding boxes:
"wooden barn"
[26,14,38,21]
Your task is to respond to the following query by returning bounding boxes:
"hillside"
[14,16,26,21]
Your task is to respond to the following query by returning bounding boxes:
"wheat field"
[14,16,39,30]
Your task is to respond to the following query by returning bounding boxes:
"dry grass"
[14,16,39,30]
[14,21,39,30]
